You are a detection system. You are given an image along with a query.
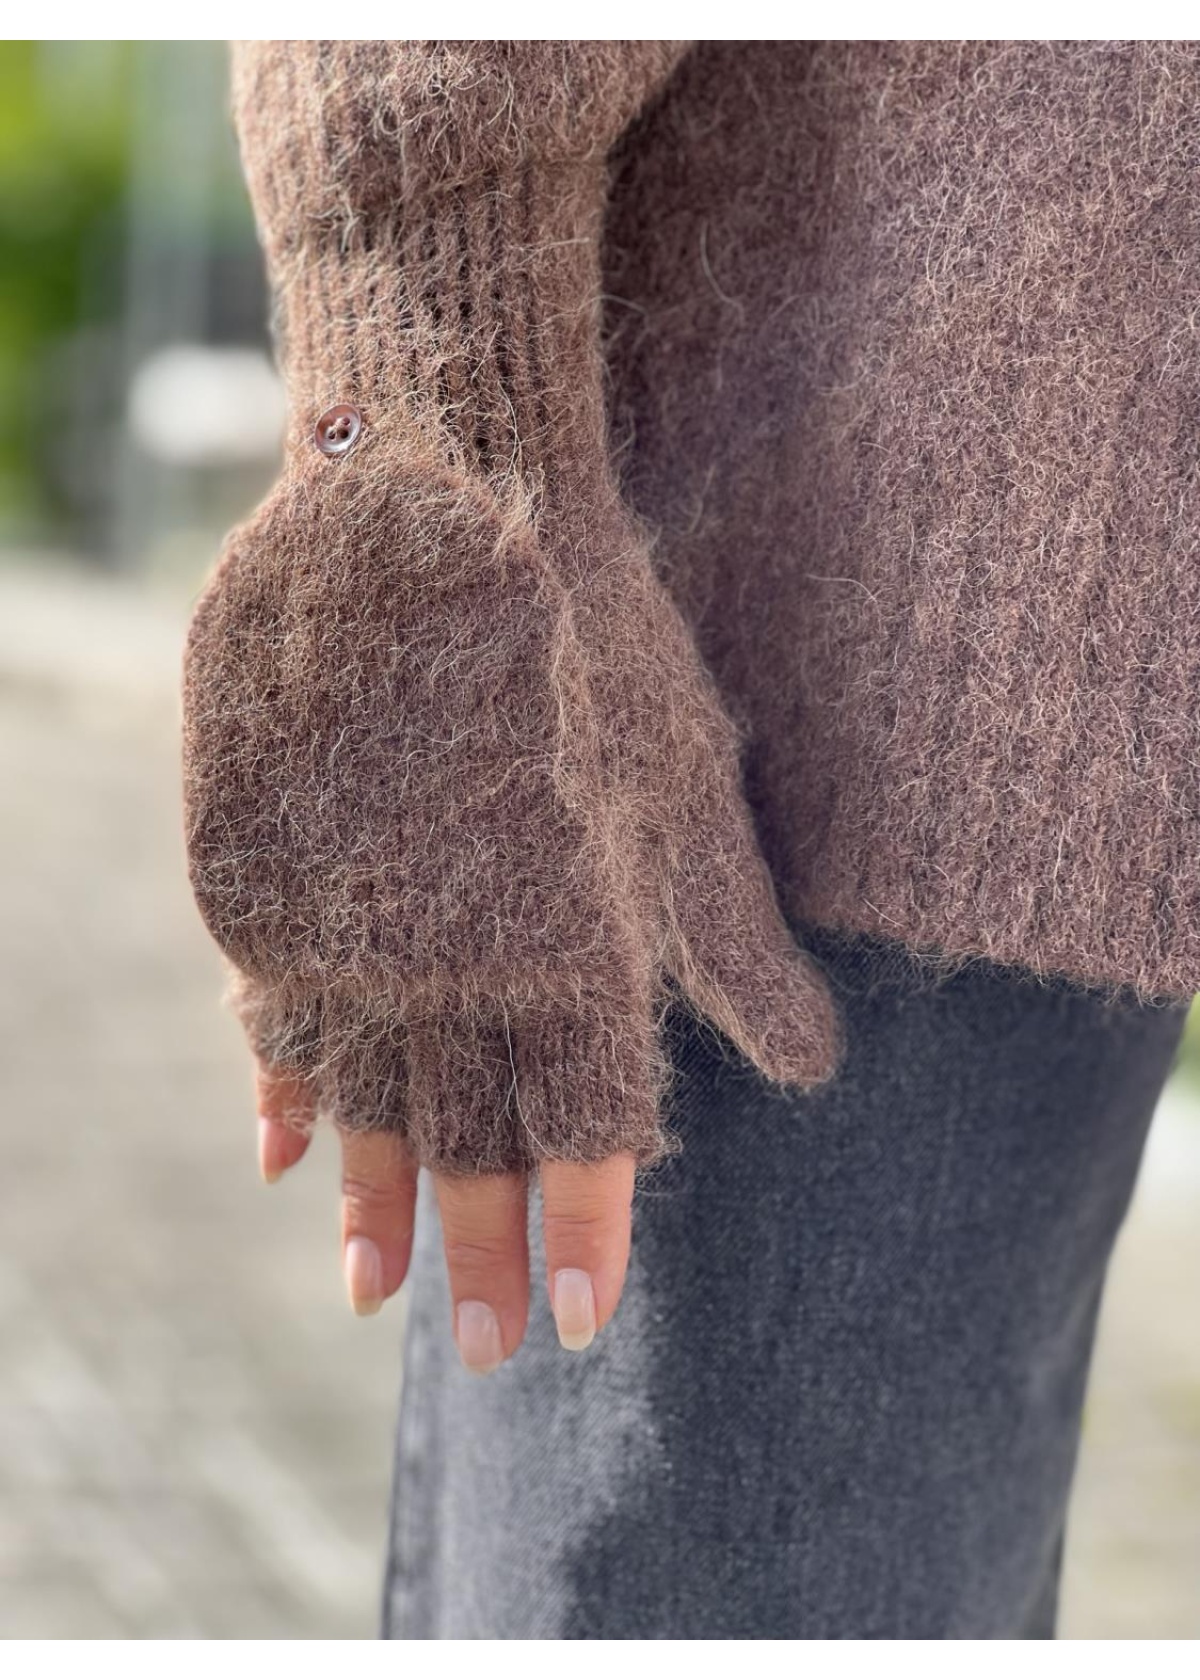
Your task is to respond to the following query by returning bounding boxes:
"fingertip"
[340,1128,420,1311]
[434,1170,531,1371]
[454,1299,505,1374]
[540,1154,636,1341]
[258,1115,283,1184]
[344,1234,385,1316]
[257,1113,311,1183]
[550,1266,597,1351]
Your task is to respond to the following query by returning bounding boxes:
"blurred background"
[0,38,1197,1639]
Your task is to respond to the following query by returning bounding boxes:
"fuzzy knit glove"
[182,42,840,1173]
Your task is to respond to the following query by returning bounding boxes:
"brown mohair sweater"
[183,41,1200,1170]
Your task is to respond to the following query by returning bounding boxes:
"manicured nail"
[344,1236,383,1317]
[455,1300,503,1375]
[258,1116,282,1183]
[552,1268,596,1352]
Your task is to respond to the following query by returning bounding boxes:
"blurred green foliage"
[0,42,260,549]
[0,43,134,531]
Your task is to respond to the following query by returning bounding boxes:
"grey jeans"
[382,929,1185,1638]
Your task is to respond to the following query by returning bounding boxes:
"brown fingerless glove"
[182,42,840,1173]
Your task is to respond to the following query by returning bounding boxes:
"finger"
[340,1129,419,1316]
[541,1154,636,1351]
[255,1064,315,1182]
[407,1007,531,1372]
[665,815,841,1087]
[259,1117,310,1183]
[434,1171,530,1375]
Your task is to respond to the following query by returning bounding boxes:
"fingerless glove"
[182,42,840,1172]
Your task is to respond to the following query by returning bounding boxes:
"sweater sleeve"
[181,41,839,1172]
[230,41,687,499]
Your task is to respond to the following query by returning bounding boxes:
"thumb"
[661,815,842,1089]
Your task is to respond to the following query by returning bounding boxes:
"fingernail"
[454,1300,503,1375]
[344,1236,383,1317]
[552,1268,596,1352]
[258,1116,282,1184]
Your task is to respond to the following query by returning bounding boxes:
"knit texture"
[181,41,839,1171]
[187,40,1200,1170]
[604,40,1200,1000]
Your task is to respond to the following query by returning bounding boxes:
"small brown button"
[314,403,362,457]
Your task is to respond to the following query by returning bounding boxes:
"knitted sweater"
[183,41,1200,1171]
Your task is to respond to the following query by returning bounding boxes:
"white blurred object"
[127,345,285,467]
[1139,1082,1200,1206]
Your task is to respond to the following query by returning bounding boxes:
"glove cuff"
[230,973,674,1175]
[271,161,611,508]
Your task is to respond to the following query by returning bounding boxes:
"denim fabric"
[382,930,1186,1639]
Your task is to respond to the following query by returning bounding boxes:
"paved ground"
[0,568,399,1637]
[0,563,1197,1638]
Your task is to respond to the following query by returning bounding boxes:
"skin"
[256,1066,635,1368]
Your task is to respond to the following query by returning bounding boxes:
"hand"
[184,438,838,1373]
[199,37,840,1372]
[257,1066,632,1366]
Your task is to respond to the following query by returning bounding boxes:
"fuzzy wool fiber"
[182,42,838,1170]
[605,41,1200,1001]
[186,40,1200,1169]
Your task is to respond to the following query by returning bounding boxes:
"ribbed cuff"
[512,1007,670,1169]
[275,161,611,507]
[231,974,671,1174]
